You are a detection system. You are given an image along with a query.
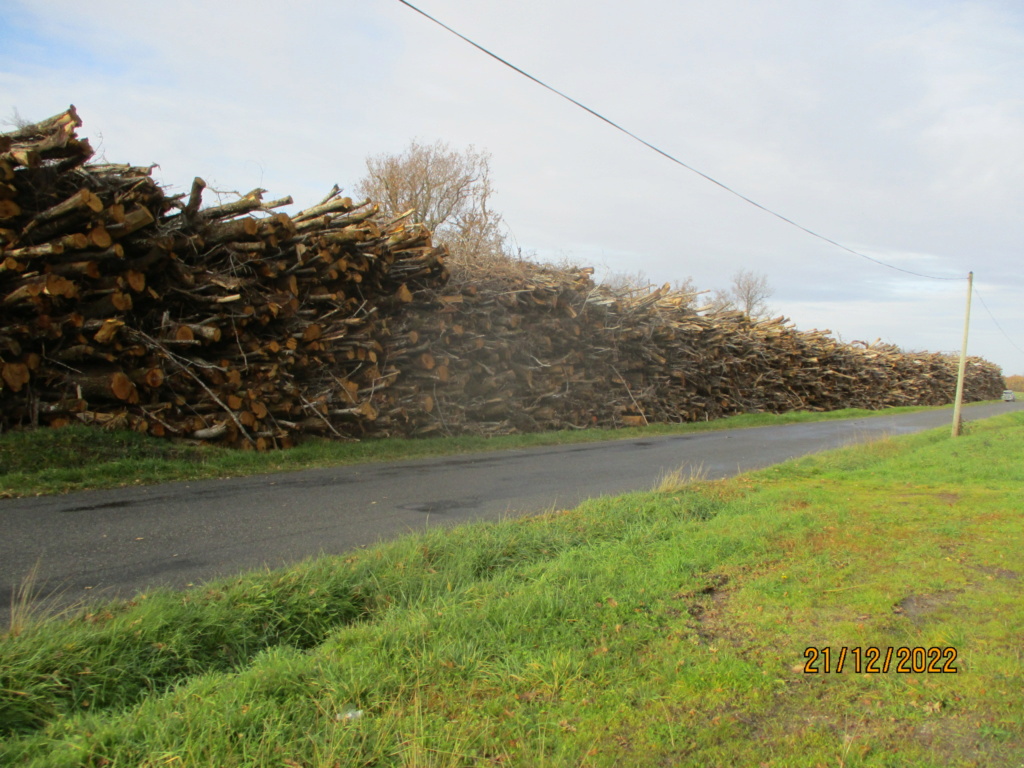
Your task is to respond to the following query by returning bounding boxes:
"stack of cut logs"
[0,107,447,448]
[378,267,1004,436]
[0,108,1005,446]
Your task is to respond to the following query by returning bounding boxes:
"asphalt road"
[2,400,1020,625]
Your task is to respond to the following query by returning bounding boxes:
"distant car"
[1003,390,1016,402]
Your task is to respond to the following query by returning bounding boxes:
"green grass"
[0,403,956,498]
[1,411,1021,766]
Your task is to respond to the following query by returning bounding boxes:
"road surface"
[2,401,1019,625]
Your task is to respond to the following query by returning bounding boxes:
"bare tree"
[356,140,507,264]
[707,286,736,313]
[601,271,703,308]
[671,275,701,297]
[730,269,773,318]
[707,269,773,318]
[601,268,653,297]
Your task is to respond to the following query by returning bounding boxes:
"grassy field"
[1,411,1021,766]
[0,404,953,498]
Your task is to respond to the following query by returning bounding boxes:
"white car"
[1003,390,1016,402]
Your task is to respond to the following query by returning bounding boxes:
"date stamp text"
[802,646,958,674]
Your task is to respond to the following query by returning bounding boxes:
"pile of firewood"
[0,108,1005,447]
[377,263,1005,436]
[0,107,447,448]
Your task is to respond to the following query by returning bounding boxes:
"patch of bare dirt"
[972,565,1020,581]
[892,590,964,624]
[675,574,733,647]
[911,716,1024,767]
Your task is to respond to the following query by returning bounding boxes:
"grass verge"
[1,412,1021,766]
[0,404,953,498]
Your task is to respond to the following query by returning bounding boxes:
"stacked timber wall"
[0,109,1005,446]
[381,263,1004,436]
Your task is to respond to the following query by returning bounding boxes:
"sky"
[2,0,1022,374]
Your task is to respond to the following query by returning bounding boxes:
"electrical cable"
[973,286,1024,358]
[396,0,966,281]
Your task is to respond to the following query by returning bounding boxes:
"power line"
[397,0,965,282]
[974,286,1024,358]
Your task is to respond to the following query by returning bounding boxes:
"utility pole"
[951,271,974,438]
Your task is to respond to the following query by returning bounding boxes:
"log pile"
[0,107,447,448]
[377,261,1005,436]
[0,108,1005,447]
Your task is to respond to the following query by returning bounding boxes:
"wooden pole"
[951,271,974,437]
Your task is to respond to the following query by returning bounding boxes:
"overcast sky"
[3,0,1022,374]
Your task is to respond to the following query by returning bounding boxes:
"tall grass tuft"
[655,462,709,492]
